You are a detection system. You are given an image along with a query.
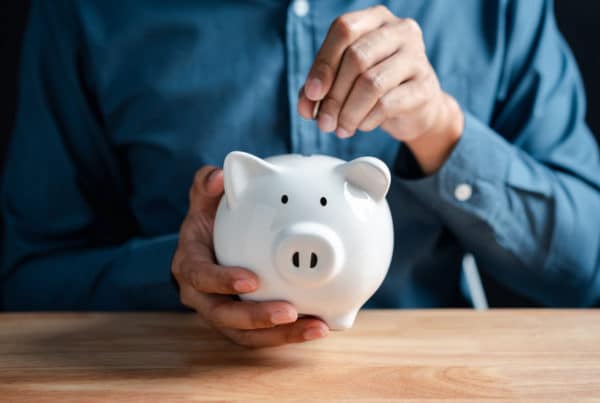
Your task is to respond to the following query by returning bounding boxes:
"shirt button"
[293,0,310,17]
[454,183,473,202]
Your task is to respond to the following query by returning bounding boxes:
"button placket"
[285,0,318,155]
[293,0,310,17]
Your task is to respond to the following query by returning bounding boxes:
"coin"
[312,100,321,120]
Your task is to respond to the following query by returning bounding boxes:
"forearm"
[404,93,464,175]
[1,234,181,310]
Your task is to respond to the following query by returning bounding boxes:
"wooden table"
[0,310,599,401]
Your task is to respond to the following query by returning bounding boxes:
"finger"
[189,166,224,215]
[358,75,437,132]
[336,50,419,137]
[317,21,407,132]
[180,288,298,330]
[180,254,259,294]
[304,5,396,102]
[207,296,299,330]
[222,318,330,348]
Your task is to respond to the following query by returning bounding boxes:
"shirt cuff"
[393,112,513,230]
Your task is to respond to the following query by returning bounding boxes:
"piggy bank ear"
[337,157,391,202]
[223,151,279,209]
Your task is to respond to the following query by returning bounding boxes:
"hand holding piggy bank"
[214,151,394,330]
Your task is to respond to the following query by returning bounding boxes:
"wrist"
[405,94,464,175]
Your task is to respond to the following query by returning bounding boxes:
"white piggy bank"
[213,151,394,330]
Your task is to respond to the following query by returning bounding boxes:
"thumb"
[189,166,224,215]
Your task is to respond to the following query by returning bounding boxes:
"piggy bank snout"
[273,222,345,288]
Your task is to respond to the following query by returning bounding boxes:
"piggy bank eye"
[320,197,327,206]
[281,194,288,204]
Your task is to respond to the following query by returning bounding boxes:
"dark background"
[0,1,599,307]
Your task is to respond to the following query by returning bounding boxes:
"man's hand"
[171,166,329,347]
[298,5,464,175]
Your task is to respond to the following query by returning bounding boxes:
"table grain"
[0,310,599,402]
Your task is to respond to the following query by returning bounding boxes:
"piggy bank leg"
[324,309,359,330]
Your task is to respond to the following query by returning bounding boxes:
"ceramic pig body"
[213,151,394,330]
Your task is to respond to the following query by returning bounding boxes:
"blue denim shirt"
[2,0,599,309]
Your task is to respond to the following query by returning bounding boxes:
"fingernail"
[336,127,353,138]
[318,113,336,132]
[233,279,256,293]
[303,326,327,341]
[305,78,323,100]
[270,309,296,325]
[207,168,222,183]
